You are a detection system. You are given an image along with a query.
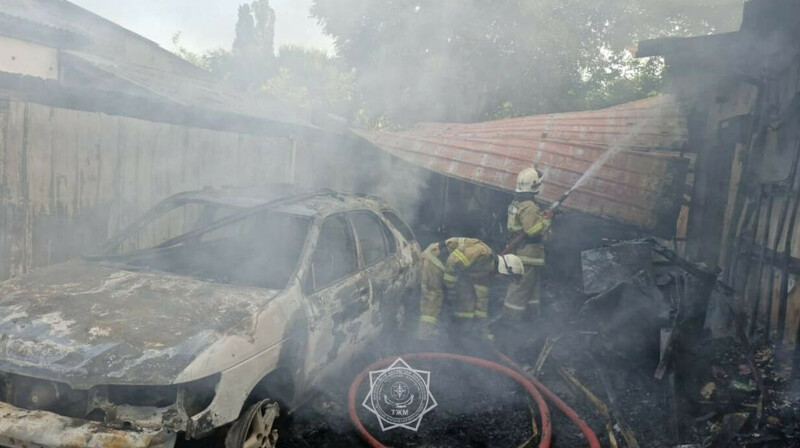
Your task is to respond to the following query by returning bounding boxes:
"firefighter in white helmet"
[416,237,524,340]
[503,167,553,320]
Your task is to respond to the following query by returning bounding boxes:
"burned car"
[0,185,421,448]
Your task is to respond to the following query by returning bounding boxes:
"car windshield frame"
[86,191,331,290]
[92,191,327,260]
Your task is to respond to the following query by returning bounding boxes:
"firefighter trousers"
[420,260,487,326]
[503,263,541,319]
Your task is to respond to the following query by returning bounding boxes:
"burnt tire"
[225,400,280,448]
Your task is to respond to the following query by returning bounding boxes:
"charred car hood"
[0,260,279,389]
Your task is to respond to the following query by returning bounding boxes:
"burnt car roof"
[169,184,390,217]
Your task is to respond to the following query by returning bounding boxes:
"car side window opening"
[351,211,390,266]
[382,210,415,243]
[310,215,358,291]
[382,217,397,254]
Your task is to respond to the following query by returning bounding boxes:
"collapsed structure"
[639,0,800,352]
[339,0,800,445]
[356,0,800,357]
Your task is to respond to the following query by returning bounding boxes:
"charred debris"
[279,238,798,448]
[286,1,800,446]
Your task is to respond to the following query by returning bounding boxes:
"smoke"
[3,1,784,447]
[311,0,744,125]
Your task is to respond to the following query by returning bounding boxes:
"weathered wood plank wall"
[0,100,294,280]
[714,58,800,345]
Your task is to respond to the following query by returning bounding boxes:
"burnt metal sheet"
[581,241,654,295]
[355,96,690,236]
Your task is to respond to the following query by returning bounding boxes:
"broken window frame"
[350,210,393,268]
[381,209,416,243]
[306,213,359,293]
[98,198,242,256]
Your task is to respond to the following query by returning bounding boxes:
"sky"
[69,0,335,54]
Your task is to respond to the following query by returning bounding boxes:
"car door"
[349,210,403,337]
[381,209,420,275]
[303,214,371,379]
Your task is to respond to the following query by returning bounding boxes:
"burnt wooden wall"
[685,57,800,347]
[726,57,800,346]
[0,100,294,280]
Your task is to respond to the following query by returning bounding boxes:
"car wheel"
[225,400,280,448]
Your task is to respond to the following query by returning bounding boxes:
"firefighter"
[503,167,553,320]
[417,237,524,340]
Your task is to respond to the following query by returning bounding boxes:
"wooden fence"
[0,100,294,280]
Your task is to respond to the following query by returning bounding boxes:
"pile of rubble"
[275,240,800,447]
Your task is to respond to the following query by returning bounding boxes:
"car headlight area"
[0,372,220,433]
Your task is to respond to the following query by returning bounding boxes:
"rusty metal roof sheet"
[354,96,690,236]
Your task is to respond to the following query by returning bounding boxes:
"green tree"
[170,32,232,78]
[311,0,743,125]
[230,0,277,90]
[233,4,257,53]
[171,33,354,119]
[263,46,355,117]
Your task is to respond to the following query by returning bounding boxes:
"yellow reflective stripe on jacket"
[423,250,446,271]
[458,237,467,248]
[517,255,545,266]
[420,315,438,324]
[451,249,470,267]
[504,302,526,311]
[443,273,459,283]
[474,310,488,319]
[525,220,548,237]
[474,285,490,296]
[454,311,475,319]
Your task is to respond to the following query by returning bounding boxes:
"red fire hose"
[494,349,602,448]
[348,352,601,448]
[348,353,552,448]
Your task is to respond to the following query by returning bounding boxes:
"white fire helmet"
[498,254,525,279]
[515,167,545,194]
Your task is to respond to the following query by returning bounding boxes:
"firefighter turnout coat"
[504,198,551,318]
[420,237,496,327]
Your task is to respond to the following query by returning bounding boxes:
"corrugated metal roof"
[0,0,160,49]
[61,51,313,128]
[354,96,691,236]
[0,11,89,49]
[0,0,210,79]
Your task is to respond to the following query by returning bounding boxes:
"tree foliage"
[230,0,277,90]
[263,46,355,117]
[171,6,354,118]
[310,0,743,125]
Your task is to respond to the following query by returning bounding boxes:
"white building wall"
[0,35,58,80]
